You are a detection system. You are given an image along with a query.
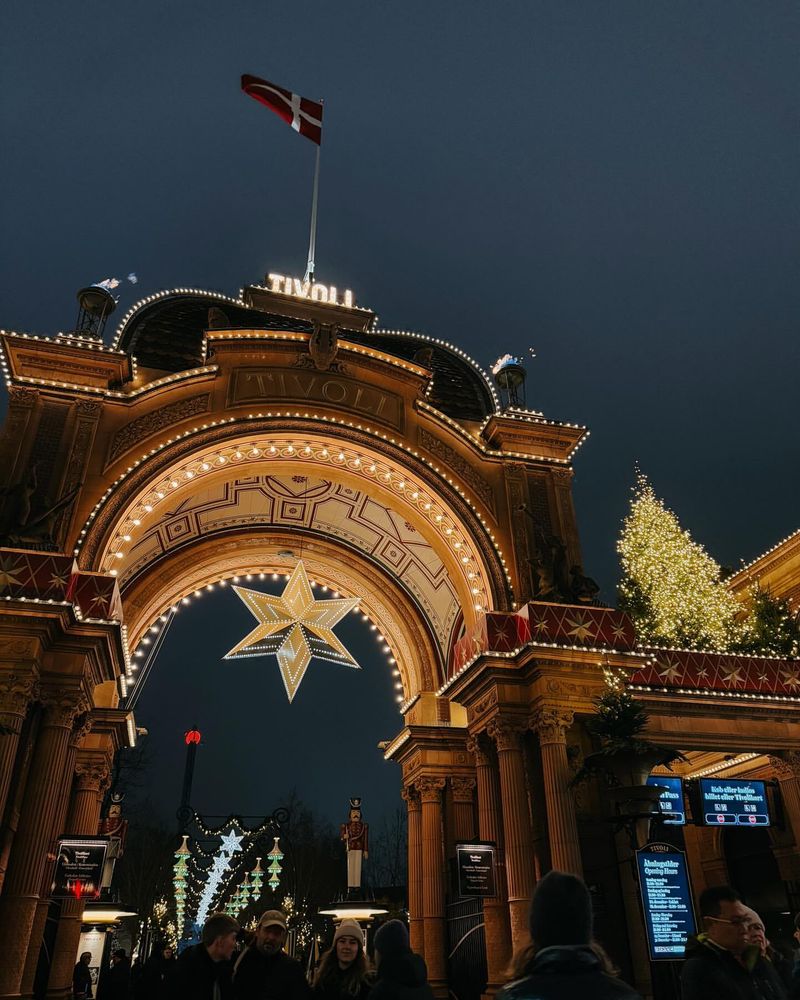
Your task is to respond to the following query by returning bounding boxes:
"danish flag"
[241,74,323,145]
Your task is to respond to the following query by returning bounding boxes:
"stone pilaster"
[0,671,38,827]
[0,691,86,998]
[486,718,534,952]
[529,707,582,876]
[417,776,447,997]
[47,754,111,998]
[402,784,424,957]
[450,776,476,844]
[467,735,511,992]
[768,754,800,879]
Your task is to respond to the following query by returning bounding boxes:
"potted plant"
[570,686,685,824]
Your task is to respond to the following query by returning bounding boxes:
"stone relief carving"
[107,393,210,465]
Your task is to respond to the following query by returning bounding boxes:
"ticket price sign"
[698,778,770,827]
[646,775,686,825]
[636,842,697,961]
[456,843,496,898]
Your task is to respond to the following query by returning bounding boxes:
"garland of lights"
[130,577,406,705]
[195,829,243,927]
[173,835,190,940]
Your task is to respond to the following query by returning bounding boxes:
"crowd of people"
[75,873,800,1000]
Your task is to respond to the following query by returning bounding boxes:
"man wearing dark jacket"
[233,909,310,1000]
[367,919,434,1000]
[173,912,240,1000]
[681,886,787,1000]
[495,870,641,1000]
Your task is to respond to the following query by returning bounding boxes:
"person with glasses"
[681,886,787,1000]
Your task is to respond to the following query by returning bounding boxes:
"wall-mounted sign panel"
[636,842,697,961]
[646,775,686,825]
[456,843,496,898]
[697,778,770,827]
[51,838,108,899]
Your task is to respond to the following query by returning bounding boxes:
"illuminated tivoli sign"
[267,273,355,309]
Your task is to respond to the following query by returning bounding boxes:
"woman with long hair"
[313,920,371,1000]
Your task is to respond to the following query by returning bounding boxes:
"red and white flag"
[241,74,323,145]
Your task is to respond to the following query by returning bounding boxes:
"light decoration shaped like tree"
[267,837,284,891]
[250,857,264,902]
[172,835,190,940]
[618,474,743,650]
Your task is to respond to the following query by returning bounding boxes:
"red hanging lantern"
[184,729,201,745]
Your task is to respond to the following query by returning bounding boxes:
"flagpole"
[304,144,321,283]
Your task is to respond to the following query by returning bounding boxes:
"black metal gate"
[446,897,487,1000]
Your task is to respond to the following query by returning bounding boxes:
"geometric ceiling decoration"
[118,474,461,656]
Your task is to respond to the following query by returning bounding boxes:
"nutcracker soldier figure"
[340,797,369,895]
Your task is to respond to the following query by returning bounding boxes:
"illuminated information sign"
[698,778,770,827]
[646,775,686,825]
[636,842,696,961]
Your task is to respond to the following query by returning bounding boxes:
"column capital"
[486,717,525,753]
[451,775,477,803]
[401,784,421,810]
[75,758,111,794]
[0,671,38,729]
[416,776,446,803]
[466,734,492,767]
[529,706,574,744]
[40,689,89,730]
[769,752,800,781]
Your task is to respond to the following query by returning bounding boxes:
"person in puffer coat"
[366,920,433,1000]
[496,870,642,1000]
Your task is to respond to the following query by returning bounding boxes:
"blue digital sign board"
[636,842,697,961]
[698,778,770,827]
[646,775,686,825]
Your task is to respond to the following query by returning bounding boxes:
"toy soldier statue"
[340,797,369,895]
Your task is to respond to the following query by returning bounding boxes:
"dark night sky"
[2,2,798,831]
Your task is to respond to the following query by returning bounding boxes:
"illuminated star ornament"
[224,561,360,701]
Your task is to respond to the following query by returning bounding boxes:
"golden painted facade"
[0,281,797,1000]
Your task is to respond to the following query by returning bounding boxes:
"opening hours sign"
[635,842,697,961]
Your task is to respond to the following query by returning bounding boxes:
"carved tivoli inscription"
[230,368,403,429]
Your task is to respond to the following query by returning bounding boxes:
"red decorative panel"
[632,649,800,698]
[0,547,122,622]
[519,602,636,651]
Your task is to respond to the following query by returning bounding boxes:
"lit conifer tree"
[617,475,742,650]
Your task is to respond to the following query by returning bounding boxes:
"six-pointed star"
[224,561,360,702]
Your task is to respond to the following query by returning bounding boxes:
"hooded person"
[497,870,642,1000]
[367,920,433,1000]
[313,920,372,1000]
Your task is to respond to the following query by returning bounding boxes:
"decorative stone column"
[402,784,424,956]
[47,755,111,998]
[486,718,535,952]
[0,691,85,998]
[417,776,447,997]
[0,671,38,829]
[450,776,477,844]
[467,735,511,992]
[20,709,91,999]
[529,707,582,876]
[768,754,800,880]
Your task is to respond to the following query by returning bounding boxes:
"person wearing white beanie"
[313,920,372,1000]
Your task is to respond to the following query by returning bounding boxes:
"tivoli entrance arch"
[0,278,798,1000]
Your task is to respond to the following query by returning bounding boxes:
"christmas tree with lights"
[618,474,743,650]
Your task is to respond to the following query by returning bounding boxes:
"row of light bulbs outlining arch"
[96,435,498,615]
[131,573,407,704]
